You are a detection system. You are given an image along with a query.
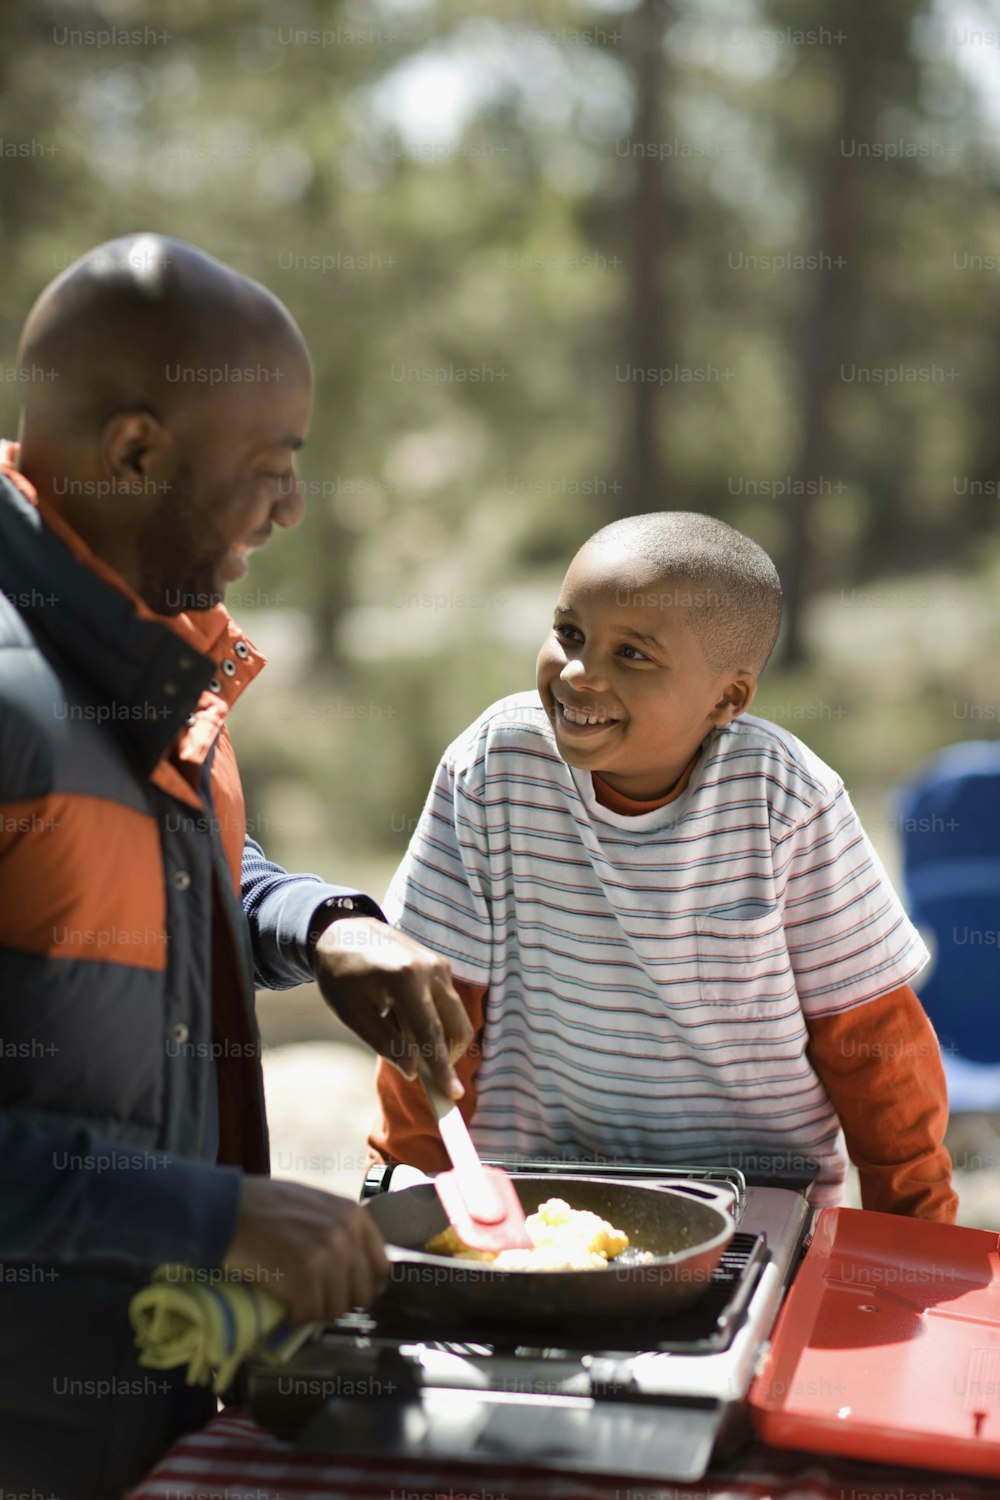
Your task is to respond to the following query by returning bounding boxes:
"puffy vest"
[0,459,267,1171]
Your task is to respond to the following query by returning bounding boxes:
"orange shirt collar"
[592,746,702,815]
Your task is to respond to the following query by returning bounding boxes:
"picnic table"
[127,1408,999,1500]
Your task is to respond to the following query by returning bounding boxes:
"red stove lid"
[749,1207,1000,1479]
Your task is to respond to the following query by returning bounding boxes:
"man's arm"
[0,1061,394,1322]
[369,980,487,1171]
[0,1110,241,1270]
[241,834,383,990]
[241,835,473,1096]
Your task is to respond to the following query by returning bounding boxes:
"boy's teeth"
[562,703,609,726]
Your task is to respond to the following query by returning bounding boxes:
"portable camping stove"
[239,1161,815,1483]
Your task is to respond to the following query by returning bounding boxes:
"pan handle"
[658,1179,737,1216]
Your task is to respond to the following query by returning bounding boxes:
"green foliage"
[1,0,997,879]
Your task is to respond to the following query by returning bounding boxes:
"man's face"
[535,544,752,800]
[137,347,313,615]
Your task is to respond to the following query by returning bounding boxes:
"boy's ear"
[709,674,757,725]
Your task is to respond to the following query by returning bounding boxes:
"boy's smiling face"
[535,542,758,800]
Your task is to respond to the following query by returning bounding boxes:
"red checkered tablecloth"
[125,1410,1000,1500]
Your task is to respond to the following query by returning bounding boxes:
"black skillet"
[364,1174,736,1333]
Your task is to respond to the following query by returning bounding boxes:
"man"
[0,235,472,1497]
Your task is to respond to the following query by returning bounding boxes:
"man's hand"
[222,1176,390,1325]
[311,917,474,1099]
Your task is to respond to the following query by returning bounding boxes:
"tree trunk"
[621,0,670,515]
[777,23,869,666]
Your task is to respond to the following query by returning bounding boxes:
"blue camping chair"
[896,740,1000,1111]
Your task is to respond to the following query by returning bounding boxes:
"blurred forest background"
[1,0,999,1212]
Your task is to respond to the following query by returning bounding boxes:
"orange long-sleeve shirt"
[370,762,957,1222]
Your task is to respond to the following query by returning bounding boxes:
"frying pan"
[365,1174,736,1333]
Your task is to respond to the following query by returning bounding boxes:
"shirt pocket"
[696,904,791,1007]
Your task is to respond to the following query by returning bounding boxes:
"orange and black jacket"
[0,455,380,1272]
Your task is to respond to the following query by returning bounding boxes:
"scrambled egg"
[425,1197,630,1270]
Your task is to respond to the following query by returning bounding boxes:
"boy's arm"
[806,984,957,1222]
[776,783,952,1218]
[369,980,487,1171]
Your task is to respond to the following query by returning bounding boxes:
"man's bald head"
[18,233,308,438]
[13,234,313,615]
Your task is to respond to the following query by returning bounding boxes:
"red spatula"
[419,1066,532,1253]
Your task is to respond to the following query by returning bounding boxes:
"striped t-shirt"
[383,691,929,1203]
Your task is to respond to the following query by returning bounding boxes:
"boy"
[370,512,955,1217]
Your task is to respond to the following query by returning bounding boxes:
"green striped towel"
[129,1265,318,1395]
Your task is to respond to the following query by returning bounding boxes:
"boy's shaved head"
[582,511,782,677]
